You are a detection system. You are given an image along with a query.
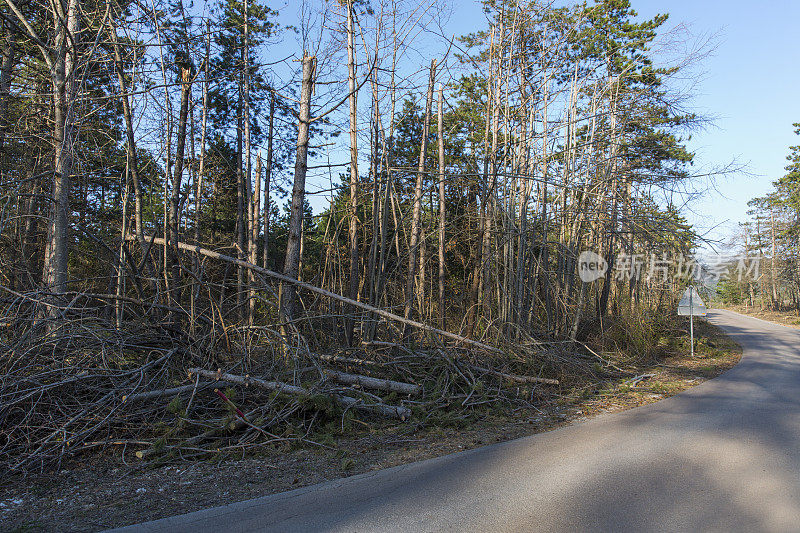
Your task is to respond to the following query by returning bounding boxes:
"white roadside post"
[678,286,707,357]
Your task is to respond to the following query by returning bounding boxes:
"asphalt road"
[111,309,800,532]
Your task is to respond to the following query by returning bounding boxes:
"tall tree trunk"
[236,62,245,320]
[345,0,359,345]
[196,23,210,247]
[249,156,261,326]
[109,19,145,250]
[0,18,15,154]
[280,53,315,321]
[598,83,620,320]
[401,59,436,339]
[598,177,619,319]
[262,93,274,269]
[151,14,172,308]
[365,57,381,337]
[771,205,778,308]
[243,0,255,327]
[368,38,397,341]
[116,167,130,328]
[0,18,16,289]
[167,63,193,325]
[42,0,79,301]
[466,28,495,338]
[539,78,554,333]
[436,85,446,329]
[189,22,210,331]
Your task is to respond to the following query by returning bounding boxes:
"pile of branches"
[0,292,575,474]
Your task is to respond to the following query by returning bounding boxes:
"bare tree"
[280,53,316,321]
[401,58,436,339]
[437,84,446,329]
[345,0,360,345]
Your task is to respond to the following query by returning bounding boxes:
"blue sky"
[444,0,800,248]
[271,0,799,249]
[631,0,800,249]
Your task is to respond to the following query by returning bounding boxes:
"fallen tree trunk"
[123,381,233,403]
[188,368,308,395]
[324,369,420,395]
[130,236,502,354]
[187,368,410,420]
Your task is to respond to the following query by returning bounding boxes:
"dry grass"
[721,304,800,329]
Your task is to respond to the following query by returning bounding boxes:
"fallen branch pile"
[187,368,412,419]
[0,243,568,474]
[0,323,565,473]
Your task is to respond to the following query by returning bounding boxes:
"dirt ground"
[1,320,741,533]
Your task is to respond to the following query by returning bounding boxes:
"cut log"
[187,368,410,420]
[362,340,415,355]
[188,368,308,395]
[623,373,655,386]
[470,364,559,385]
[123,381,232,403]
[136,405,260,460]
[324,369,420,395]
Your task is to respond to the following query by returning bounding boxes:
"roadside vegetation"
[1,0,725,504]
[2,314,740,532]
[717,122,800,313]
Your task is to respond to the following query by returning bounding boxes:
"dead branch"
[470,364,560,385]
[129,236,503,354]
